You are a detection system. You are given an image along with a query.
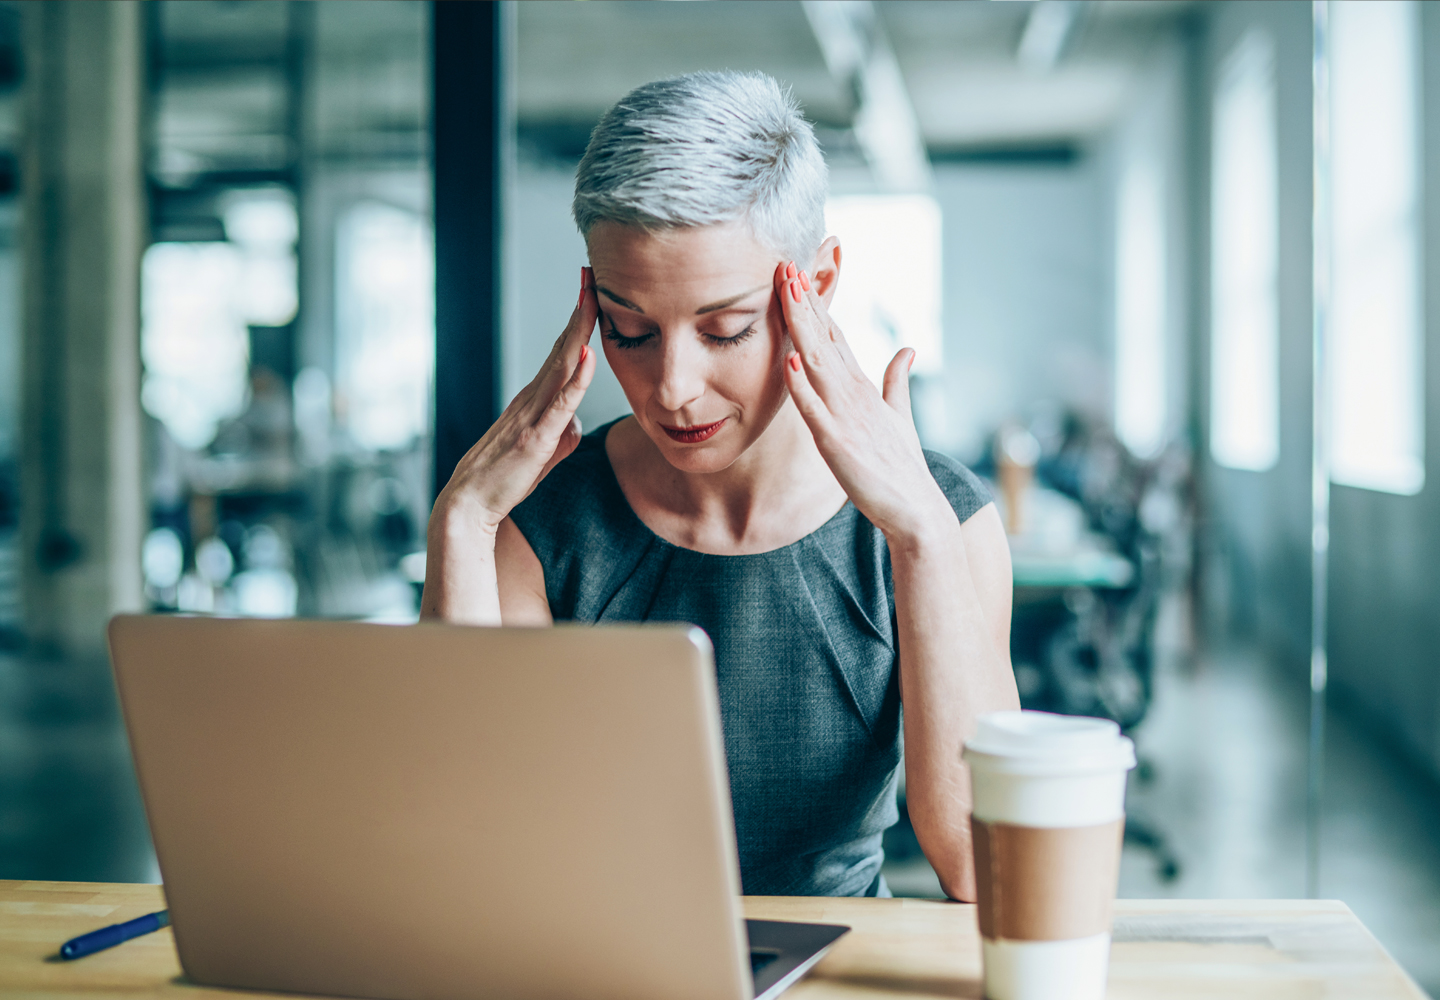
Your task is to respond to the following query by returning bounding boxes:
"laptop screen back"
[109,616,751,1000]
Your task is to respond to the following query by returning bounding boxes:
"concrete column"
[19,1,145,658]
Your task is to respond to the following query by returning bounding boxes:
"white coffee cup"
[963,710,1136,1000]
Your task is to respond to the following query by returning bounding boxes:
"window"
[140,191,299,451]
[1210,30,1279,472]
[823,195,943,387]
[333,202,435,453]
[1329,0,1423,494]
[1115,153,1167,459]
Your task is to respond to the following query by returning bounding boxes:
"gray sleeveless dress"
[509,419,992,897]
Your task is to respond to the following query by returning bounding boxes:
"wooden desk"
[1,881,1425,999]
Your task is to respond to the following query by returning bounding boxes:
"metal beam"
[801,0,932,193]
[1017,1,1083,74]
[431,0,506,501]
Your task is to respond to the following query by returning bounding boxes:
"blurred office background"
[0,1,1437,994]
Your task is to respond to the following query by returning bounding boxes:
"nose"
[654,331,707,414]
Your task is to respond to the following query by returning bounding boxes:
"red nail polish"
[790,280,802,302]
[786,261,797,279]
[789,354,801,372]
[799,270,811,291]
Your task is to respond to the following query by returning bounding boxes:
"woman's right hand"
[431,266,599,540]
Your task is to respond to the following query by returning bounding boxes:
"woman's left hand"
[777,261,951,542]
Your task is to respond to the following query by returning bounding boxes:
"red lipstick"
[661,418,726,444]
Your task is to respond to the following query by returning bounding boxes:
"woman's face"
[588,220,832,475]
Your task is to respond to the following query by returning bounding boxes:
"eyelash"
[603,323,757,350]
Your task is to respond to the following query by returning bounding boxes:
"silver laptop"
[108,615,847,1000]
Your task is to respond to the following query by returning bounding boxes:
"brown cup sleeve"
[972,816,1125,941]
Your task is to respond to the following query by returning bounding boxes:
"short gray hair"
[573,71,829,264]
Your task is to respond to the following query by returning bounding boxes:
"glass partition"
[142,0,431,622]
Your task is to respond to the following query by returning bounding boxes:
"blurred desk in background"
[1005,530,1153,730]
[1011,547,1135,590]
[0,882,1426,999]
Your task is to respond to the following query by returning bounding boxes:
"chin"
[642,421,746,473]
[659,447,740,475]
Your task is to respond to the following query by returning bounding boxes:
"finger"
[772,259,805,347]
[773,259,792,298]
[526,270,598,418]
[779,270,844,400]
[783,350,835,437]
[799,271,867,382]
[881,348,917,422]
[542,267,595,361]
[783,269,864,390]
[534,342,597,442]
[536,414,583,485]
[558,267,598,357]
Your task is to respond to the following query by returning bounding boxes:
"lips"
[661,418,727,443]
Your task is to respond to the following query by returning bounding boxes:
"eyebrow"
[596,283,770,317]
[597,286,646,314]
[695,284,770,314]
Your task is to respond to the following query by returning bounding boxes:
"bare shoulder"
[960,502,1013,657]
[495,516,552,625]
[960,501,1008,557]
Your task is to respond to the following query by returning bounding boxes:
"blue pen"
[59,910,170,960]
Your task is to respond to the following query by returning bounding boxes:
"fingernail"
[799,270,811,291]
[578,286,585,308]
[579,345,588,362]
[790,280,802,303]
[907,351,915,372]
[788,353,801,372]
[786,261,797,279]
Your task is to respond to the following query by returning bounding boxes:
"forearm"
[889,497,1020,901]
[418,268,596,626]
[419,501,502,626]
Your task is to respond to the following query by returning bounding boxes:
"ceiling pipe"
[801,0,933,193]
[1016,0,1082,74]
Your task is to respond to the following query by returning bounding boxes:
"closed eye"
[703,324,757,347]
[604,327,654,349]
[602,316,655,349]
[604,320,757,350]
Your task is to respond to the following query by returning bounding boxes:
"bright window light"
[824,195,943,386]
[1115,154,1167,459]
[224,191,300,328]
[1210,29,1280,472]
[334,202,435,452]
[1329,0,1423,495]
[141,242,252,450]
[141,190,299,450]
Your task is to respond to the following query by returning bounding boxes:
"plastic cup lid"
[963,710,1136,774]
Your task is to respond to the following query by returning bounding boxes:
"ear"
[808,236,842,307]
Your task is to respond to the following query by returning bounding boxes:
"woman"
[422,71,1019,900]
